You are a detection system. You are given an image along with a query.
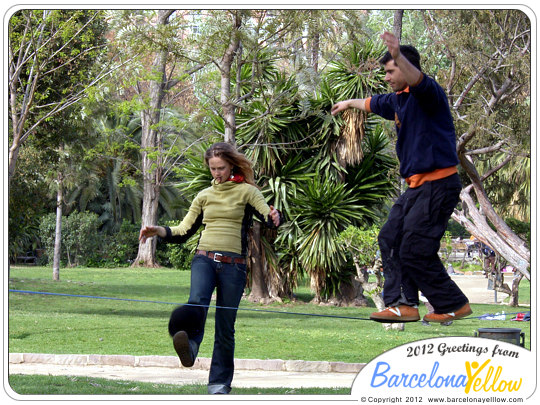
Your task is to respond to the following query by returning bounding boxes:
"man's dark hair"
[380,45,422,71]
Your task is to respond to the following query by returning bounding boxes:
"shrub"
[156,220,197,270]
[38,213,57,264]
[165,243,193,270]
[101,220,141,267]
[39,211,102,266]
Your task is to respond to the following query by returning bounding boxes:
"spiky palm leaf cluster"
[178,40,397,301]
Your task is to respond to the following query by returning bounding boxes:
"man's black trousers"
[377,173,469,314]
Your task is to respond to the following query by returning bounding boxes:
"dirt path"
[8,355,361,389]
[451,274,511,304]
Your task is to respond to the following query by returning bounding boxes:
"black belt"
[196,250,246,264]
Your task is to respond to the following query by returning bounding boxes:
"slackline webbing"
[8,289,372,321]
[9,289,527,322]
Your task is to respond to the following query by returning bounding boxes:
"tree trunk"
[340,256,405,330]
[361,257,404,331]
[248,222,271,302]
[346,256,382,308]
[308,11,320,72]
[393,10,404,39]
[219,11,242,144]
[53,172,63,281]
[487,266,512,300]
[446,23,531,282]
[133,91,164,267]
[343,256,370,306]
[8,141,21,187]
[451,166,530,280]
[134,175,160,267]
[8,10,45,186]
[132,10,173,268]
[509,272,523,307]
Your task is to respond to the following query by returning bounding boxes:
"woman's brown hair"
[204,142,256,186]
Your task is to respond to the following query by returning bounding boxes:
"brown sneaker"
[423,303,472,323]
[173,331,195,367]
[370,305,420,323]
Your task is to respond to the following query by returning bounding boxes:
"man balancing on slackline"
[331,31,471,324]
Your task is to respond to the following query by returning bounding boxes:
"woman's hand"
[139,225,166,243]
[269,205,281,227]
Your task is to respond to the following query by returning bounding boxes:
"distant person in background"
[481,243,496,277]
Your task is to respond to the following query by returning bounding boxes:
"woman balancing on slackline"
[139,142,283,395]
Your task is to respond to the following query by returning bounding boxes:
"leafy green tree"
[290,177,366,301]
[420,9,531,281]
[44,114,99,280]
[8,145,53,262]
[279,125,395,302]
[8,9,110,183]
[286,41,394,301]
[101,220,141,267]
[105,9,209,267]
[8,9,112,279]
[178,53,396,302]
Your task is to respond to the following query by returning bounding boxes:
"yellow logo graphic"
[465,360,522,394]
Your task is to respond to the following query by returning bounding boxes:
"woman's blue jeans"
[188,252,247,394]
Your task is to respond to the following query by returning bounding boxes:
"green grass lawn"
[8,265,532,395]
[9,265,531,360]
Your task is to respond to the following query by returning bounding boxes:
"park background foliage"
[8,9,531,304]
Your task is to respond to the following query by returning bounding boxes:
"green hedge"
[39,211,102,267]
[38,214,193,269]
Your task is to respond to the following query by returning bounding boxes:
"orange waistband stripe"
[406,166,458,188]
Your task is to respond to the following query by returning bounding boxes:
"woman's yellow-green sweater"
[164,180,280,256]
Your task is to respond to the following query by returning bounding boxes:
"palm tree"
[276,125,395,301]
[289,176,366,301]
[284,40,394,301]
[177,39,396,303]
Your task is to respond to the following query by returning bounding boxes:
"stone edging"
[9,353,364,374]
